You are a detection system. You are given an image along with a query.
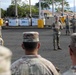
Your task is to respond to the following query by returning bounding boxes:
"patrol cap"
[23,32,39,42]
[69,33,76,50]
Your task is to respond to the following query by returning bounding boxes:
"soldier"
[52,16,62,50]
[71,15,76,33]
[0,46,12,75]
[11,31,60,75]
[63,33,76,75]
[65,15,70,35]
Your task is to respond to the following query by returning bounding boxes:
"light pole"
[62,0,64,16]
[52,0,54,16]
[15,0,18,17]
[0,0,1,19]
[39,0,41,19]
[15,0,18,26]
[29,0,31,17]
[29,0,32,26]
[0,0,1,36]
[74,0,75,16]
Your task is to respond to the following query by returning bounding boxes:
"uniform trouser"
[66,26,70,34]
[53,34,60,49]
[72,26,75,33]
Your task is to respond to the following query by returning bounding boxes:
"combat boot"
[57,46,62,50]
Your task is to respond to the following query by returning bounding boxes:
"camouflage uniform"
[63,66,76,75]
[52,20,62,50]
[71,16,76,33]
[0,46,12,75]
[11,55,59,75]
[65,16,70,35]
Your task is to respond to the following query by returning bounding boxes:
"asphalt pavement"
[2,27,73,73]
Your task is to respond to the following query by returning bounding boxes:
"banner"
[32,18,38,26]
[19,18,29,26]
[9,19,19,26]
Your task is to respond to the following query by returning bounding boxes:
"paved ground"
[2,28,73,73]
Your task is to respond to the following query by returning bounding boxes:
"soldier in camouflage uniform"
[52,16,62,50]
[11,32,60,75]
[63,33,76,75]
[0,46,12,75]
[65,15,70,35]
[71,15,76,33]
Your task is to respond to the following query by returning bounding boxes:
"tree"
[49,0,70,12]
[35,0,70,12]
[5,4,39,17]
[6,5,15,17]
[11,0,28,6]
[1,9,6,18]
[35,2,50,10]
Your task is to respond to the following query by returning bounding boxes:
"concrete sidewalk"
[2,26,52,29]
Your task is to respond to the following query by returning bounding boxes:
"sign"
[32,18,38,26]
[19,18,29,26]
[9,19,19,26]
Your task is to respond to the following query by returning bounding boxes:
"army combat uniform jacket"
[52,21,62,35]
[52,21,62,50]
[11,55,59,75]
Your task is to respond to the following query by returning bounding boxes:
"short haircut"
[69,33,76,56]
[23,42,38,51]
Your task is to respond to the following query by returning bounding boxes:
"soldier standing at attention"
[65,15,70,35]
[52,16,62,50]
[71,15,76,33]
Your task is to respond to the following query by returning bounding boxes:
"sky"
[0,0,75,10]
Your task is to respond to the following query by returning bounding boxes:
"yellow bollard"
[0,18,4,46]
[38,19,44,28]
[0,19,3,26]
